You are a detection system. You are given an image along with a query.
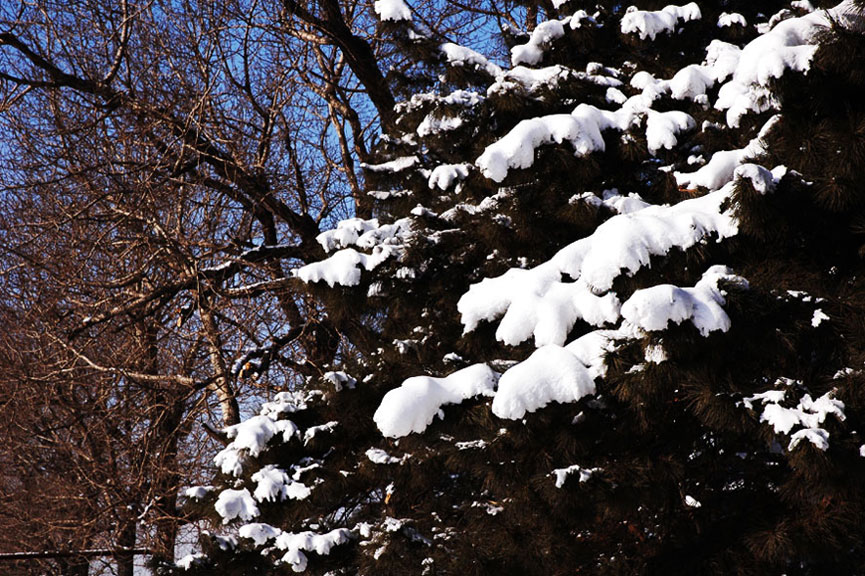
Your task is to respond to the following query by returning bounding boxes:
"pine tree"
[170,1,865,574]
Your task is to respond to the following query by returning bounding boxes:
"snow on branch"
[741,383,846,451]
[458,186,738,347]
[374,0,411,22]
[620,3,702,41]
[620,265,747,336]
[492,345,596,419]
[374,364,498,438]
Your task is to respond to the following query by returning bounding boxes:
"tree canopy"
[4,0,865,575]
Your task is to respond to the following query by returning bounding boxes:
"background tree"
[0,0,482,572]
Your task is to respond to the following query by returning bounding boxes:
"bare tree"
[0,0,506,571]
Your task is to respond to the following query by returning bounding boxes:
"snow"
[459,265,621,347]
[675,116,779,190]
[316,218,380,253]
[789,427,830,451]
[717,12,747,28]
[565,329,625,379]
[455,439,486,450]
[572,189,651,215]
[275,529,352,572]
[669,65,715,101]
[645,110,695,154]
[511,19,566,66]
[552,464,600,488]
[812,309,829,327]
[714,7,836,126]
[323,371,357,391]
[362,155,418,173]
[684,495,702,508]
[492,345,596,420]
[239,522,282,546]
[175,553,206,570]
[734,163,787,194]
[184,486,213,500]
[252,465,311,502]
[215,415,299,476]
[620,265,746,336]
[303,421,339,444]
[374,364,499,437]
[476,104,626,182]
[440,43,503,77]
[296,218,413,287]
[459,186,739,347]
[620,3,702,41]
[374,0,411,21]
[743,387,845,451]
[428,163,470,190]
[366,448,408,465]
[214,488,260,523]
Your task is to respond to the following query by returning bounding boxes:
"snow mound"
[675,116,778,191]
[374,0,411,21]
[492,345,596,419]
[215,488,259,524]
[214,415,299,477]
[742,385,845,451]
[620,265,746,336]
[620,3,702,41]
[714,6,840,126]
[459,186,739,346]
[476,104,627,182]
[511,19,566,66]
[295,218,412,287]
[275,529,352,572]
[252,465,311,502]
[552,464,601,488]
[440,43,503,77]
[375,364,499,437]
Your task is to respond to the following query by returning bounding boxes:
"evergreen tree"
[171,1,865,574]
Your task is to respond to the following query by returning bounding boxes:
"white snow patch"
[459,185,739,346]
[734,163,787,194]
[366,448,409,465]
[812,309,829,327]
[718,12,747,27]
[374,0,411,21]
[184,486,213,500]
[714,6,839,126]
[323,371,357,391]
[214,488,260,524]
[375,364,499,437]
[428,163,471,190]
[620,3,702,41]
[239,522,282,546]
[440,43,503,77]
[295,217,412,287]
[620,265,746,336]
[743,387,845,451]
[552,464,600,488]
[511,19,565,66]
[214,415,298,476]
[252,465,311,502]
[175,553,206,570]
[675,116,778,190]
[274,529,352,572]
[476,104,631,182]
[492,345,596,419]
[645,110,695,153]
